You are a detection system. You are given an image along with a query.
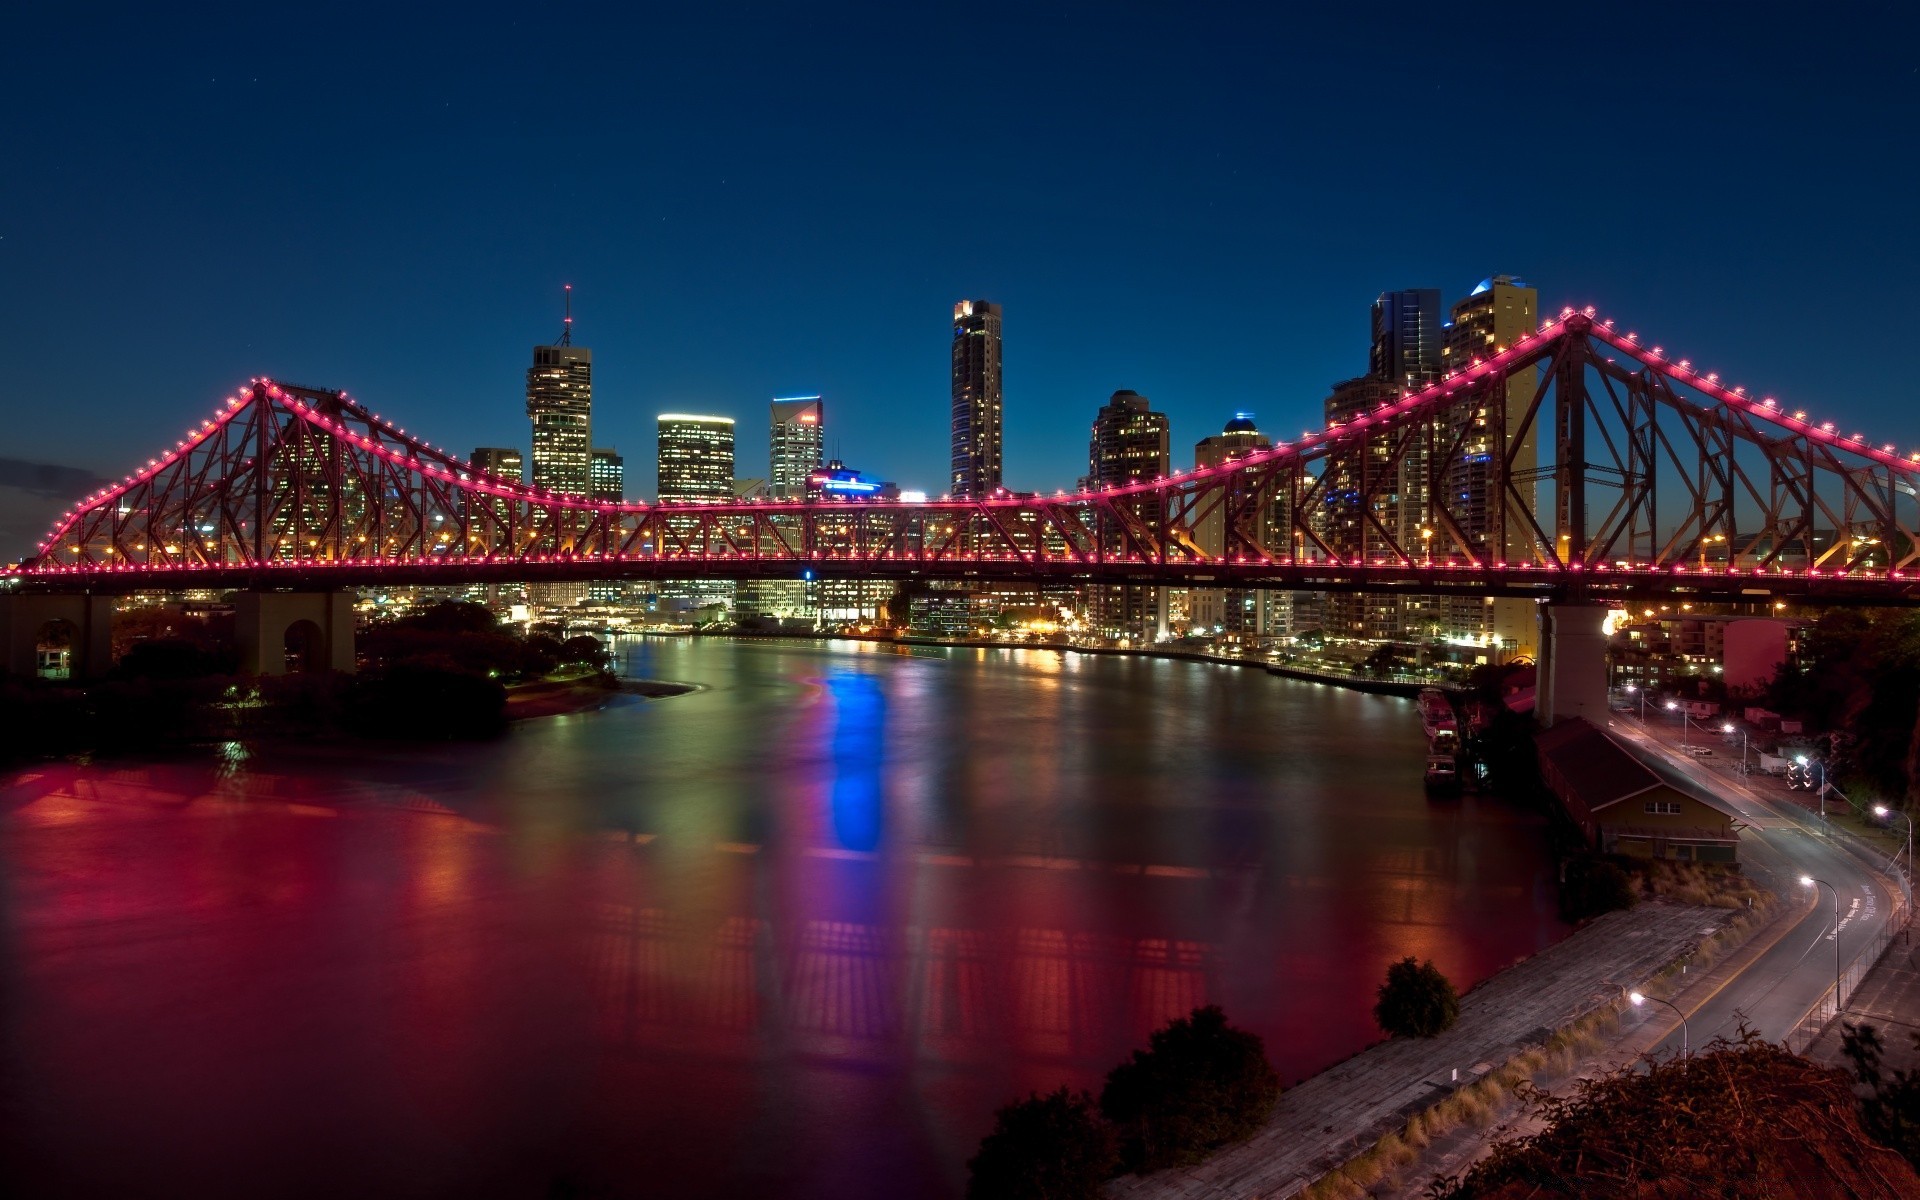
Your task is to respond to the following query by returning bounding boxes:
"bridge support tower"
[235,591,357,676]
[1537,602,1610,728]
[0,592,116,680]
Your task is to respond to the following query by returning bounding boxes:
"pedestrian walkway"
[1805,935,1920,1076]
[1105,901,1733,1200]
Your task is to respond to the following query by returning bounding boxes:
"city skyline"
[3,6,1913,507]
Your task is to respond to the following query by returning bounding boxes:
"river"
[0,637,1569,1198]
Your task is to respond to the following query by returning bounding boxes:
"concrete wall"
[0,592,115,679]
[233,591,356,675]
[1538,603,1610,727]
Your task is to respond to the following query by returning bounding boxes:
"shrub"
[1099,1005,1281,1172]
[347,661,508,740]
[1374,957,1459,1039]
[1561,856,1639,921]
[965,1087,1117,1200]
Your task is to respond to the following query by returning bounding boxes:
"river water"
[0,637,1568,1198]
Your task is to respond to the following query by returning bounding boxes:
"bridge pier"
[234,591,357,676]
[0,592,115,680]
[1537,602,1610,728]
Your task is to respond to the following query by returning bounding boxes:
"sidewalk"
[1805,934,1920,1076]
[1104,901,1734,1200]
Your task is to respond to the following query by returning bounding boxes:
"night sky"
[4,3,1916,502]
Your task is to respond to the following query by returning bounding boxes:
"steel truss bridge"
[9,311,1920,608]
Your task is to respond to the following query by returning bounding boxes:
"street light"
[1421,526,1433,567]
[1699,532,1727,570]
[1629,990,1690,1056]
[1874,804,1913,943]
[1624,683,1650,722]
[1802,875,1843,1010]
[1722,722,1751,774]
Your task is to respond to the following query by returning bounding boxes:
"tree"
[558,635,611,671]
[1373,957,1459,1039]
[1843,1023,1920,1168]
[1098,1005,1280,1172]
[965,1088,1117,1200]
[1559,856,1638,922]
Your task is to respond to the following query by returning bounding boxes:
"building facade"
[471,447,523,483]
[1087,390,1170,642]
[1191,414,1290,640]
[590,448,624,502]
[527,343,593,497]
[656,414,736,615]
[1441,275,1540,657]
[950,300,1003,498]
[1321,375,1407,642]
[770,396,825,499]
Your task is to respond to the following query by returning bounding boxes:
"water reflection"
[0,637,1568,1200]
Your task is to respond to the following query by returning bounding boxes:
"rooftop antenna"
[558,284,573,346]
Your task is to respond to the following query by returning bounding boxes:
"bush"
[1561,856,1639,921]
[115,637,238,680]
[1374,957,1459,1039]
[966,1087,1117,1200]
[1099,1005,1281,1172]
[347,661,508,740]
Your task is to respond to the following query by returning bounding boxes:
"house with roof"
[1535,717,1742,864]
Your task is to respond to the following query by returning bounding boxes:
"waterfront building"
[950,300,1003,498]
[656,414,736,614]
[806,459,898,623]
[1441,275,1540,657]
[1535,718,1740,863]
[1321,375,1406,643]
[1191,414,1290,641]
[1087,389,1170,642]
[471,447,523,483]
[526,290,592,497]
[1371,289,1447,642]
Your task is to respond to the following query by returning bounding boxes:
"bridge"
[6,309,1919,720]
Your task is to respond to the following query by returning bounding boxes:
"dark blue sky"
[4,3,1916,499]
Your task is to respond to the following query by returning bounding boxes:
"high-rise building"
[1322,376,1407,642]
[1087,390,1170,642]
[590,448,624,503]
[950,300,1003,498]
[526,288,592,497]
[1370,289,1444,389]
[1191,414,1290,641]
[770,396,825,499]
[656,415,736,502]
[656,414,736,616]
[471,447,523,483]
[1441,275,1541,660]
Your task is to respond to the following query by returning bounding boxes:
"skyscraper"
[590,448,624,503]
[1087,389,1170,642]
[471,447,523,483]
[1322,376,1405,643]
[526,287,592,497]
[770,396,824,499]
[950,300,1003,498]
[656,414,736,615]
[1441,275,1541,659]
[1191,414,1289,641]
[656,415,735,501]
[1370,289,1443,389]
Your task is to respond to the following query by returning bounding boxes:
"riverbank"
[664,629,1446,698]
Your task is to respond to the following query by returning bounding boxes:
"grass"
[1637,859,1770,910]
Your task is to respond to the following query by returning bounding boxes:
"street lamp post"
[1629,990,1690,1056]
[1624,683,1650,723]
[1873,804,1913,943]
[1665,699,1683,743]
[1802,875,1843,1011]
[1722,722,1750,774]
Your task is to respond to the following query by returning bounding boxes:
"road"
[1607,716,1902,1055]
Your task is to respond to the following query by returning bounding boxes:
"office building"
[770,396,825,499]
[1322,376,1406,642]
[1441,275,1541,659]
[1087,390,1170,642]
[471,447,523,483]
[1370,288,1448,643]
[526,290,592,497]
[950,300,1003,498]
[1191,414,1290,641]
[1370,289,1443,389]
[590,448,624,503]
[806,459,898,624]
[656,414,736,615]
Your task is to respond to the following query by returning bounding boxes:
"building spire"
[558,284,573,346]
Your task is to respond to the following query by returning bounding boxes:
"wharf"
[1105,901,1733,1200]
